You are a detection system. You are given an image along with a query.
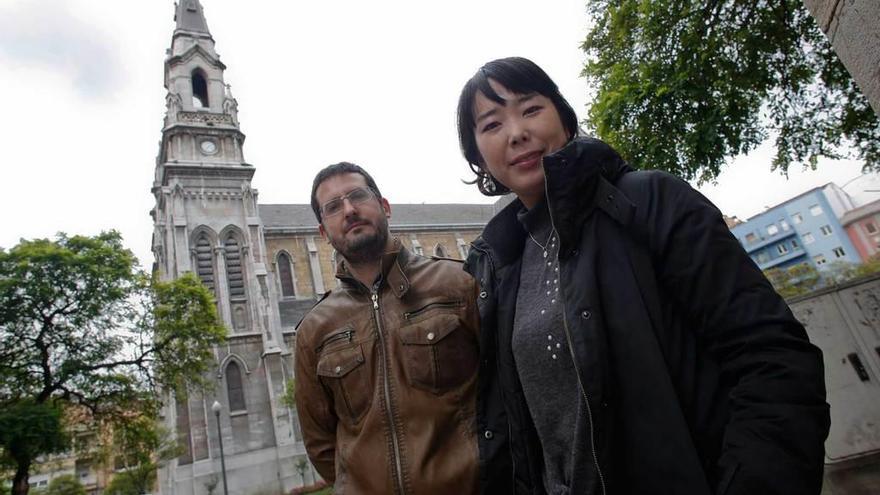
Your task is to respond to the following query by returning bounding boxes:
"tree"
[0,232,226,495]
[102,412,181,495]
[43,476,84,495]
[582,0,880,183]
[764,262,822,298]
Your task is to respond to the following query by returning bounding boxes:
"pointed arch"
[191,68,209,108]
[275,250,296,298]
[221,227,246,299]
[224,360,246,412]
[190,226,218,292]
[433,243,448,257]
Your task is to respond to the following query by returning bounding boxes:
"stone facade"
[151,2,499,494]
[804,0,880,116]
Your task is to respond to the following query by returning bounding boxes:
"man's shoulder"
[295,290,351,346]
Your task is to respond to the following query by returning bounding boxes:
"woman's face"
[472,79,569,208]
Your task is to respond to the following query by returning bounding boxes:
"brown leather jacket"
[294,242,480,495]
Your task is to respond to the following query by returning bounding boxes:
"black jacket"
[464,137,830,495]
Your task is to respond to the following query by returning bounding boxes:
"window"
[813,254,827,265]
[833,247,846,258]
[803,233,815,244]
[226,361,246,412]
[195,234,215,292]
[820,225,833,236]
[191,69,209,108]
[791,239,799,249]
[225,234,245,298]
[777,244,789,255]
[756,251,770,264]
[810,204,823,216]
[277,252,296,298]
[780,219,790,231]
[866,222,877,234]
[433,244,448,257]
[792,213,803,224]
[766,224,779,236]
[745,233,758,244]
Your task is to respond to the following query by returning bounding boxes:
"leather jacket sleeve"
[627,171,830,495]
[294,325,338,482]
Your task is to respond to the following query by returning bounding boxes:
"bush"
[44,476,85,495]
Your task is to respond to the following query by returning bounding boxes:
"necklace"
[528,228,557,258]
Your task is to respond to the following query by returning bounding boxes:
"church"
[151,2,500,493]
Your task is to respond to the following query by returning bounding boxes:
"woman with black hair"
[457,57,829,495]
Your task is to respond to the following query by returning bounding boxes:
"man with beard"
[294,162,480,494]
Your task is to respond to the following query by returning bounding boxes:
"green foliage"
[0,232,225,495]
[149,273,227,394]
[0,401,69,473]
[764,263,822,298]
[104,464,155,495]
[582,0,880,183]
[281,379,296,409]
[44,476,84,495]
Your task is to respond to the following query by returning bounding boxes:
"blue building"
[730,183,861,272]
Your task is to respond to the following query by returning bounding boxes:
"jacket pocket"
[398,313,478,394]
[317,344,371,423]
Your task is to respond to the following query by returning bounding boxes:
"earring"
[485,177,496,193]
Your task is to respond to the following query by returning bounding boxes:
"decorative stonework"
[178,111,234,125]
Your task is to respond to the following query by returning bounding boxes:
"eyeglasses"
[320,187,375,218]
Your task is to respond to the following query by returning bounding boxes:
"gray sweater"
[512,200,596,495]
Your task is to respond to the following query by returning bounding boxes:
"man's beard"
[333,215,389,265]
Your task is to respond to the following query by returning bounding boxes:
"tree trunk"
[11,458,31,495]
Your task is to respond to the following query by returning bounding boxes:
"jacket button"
[607,194,615,202]
[427,332,435,341]
[581,310,592,320]
[334,366,342,375]
[479,290,488,299]
[484,430,494,440]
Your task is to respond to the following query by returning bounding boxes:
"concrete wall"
[804,0,880,116]
[790,274,880,493]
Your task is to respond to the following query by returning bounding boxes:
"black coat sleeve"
[630,171,830,495]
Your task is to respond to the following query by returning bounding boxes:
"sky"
[1,0,877,269]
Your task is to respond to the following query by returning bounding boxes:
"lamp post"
[211,401,230,495]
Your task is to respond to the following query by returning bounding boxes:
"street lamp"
[211,401,230,495]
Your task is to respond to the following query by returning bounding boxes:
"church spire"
[174,0,210,35]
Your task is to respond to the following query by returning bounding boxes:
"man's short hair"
[310,162,383,222]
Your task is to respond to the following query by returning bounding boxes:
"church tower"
[151,2,307,493]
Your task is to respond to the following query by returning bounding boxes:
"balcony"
[756,248,807,271]
[743,230,797,253]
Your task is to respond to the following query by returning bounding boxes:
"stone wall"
[804,0,880,116]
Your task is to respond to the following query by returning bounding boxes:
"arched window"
[225,234,245,298]
[433,244,448,257]
[195,234,215,292]
[277,252,296,298]
[226,361,246,412]
[191,70,209,108]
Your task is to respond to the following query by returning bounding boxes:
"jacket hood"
[473,137,633,267]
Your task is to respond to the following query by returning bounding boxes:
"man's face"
[317,172,391,264]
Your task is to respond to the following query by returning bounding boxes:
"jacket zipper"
[403,300,462,320]
[544,175,608,495]
[372,289,406,495]
[315,329,354,353]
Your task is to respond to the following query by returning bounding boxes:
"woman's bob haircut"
[456,57,579,196]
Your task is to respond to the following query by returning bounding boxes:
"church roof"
[259,201,508,232]
[175,0,210,34]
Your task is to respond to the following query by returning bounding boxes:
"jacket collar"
[475,137,635,265]
[336,237,411,298]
